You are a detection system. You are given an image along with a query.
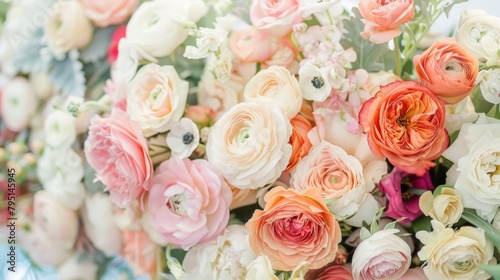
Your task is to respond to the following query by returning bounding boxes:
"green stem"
[393,37,402,76]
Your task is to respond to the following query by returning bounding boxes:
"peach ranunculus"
[414,38,479,104]
[358,0,414,44]
[127,63,189,137]
[359,81,449,176]
[197,72,243,120]
[243,65,302,119]
[229,26,276,63]
[81,0,137,28]
[316,265,354,280]
[206,102,292,189]
[250,0,301,37]
[246,186,342,271]
[84,109,153,208]
[148,157,232,250]
[285,114,313,172]
[122,230,159,276]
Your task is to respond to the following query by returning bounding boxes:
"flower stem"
[393,37,402,76]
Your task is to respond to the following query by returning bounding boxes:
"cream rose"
[127,63,189,136]
[245,256,278,280]
[366,70,401,96]
[457,9,500,67]
[352,229,411,280]
[443,114,500,221]
[206,102,292,189]
[45,0,93,56]
[416,220,495,280]
[419,187,463,227]
[0,77,37,132]
[126,0,208,59]
[243,66,302,119]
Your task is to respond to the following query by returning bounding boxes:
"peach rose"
[414,38,479,104]
[122,230,159,276]
[359,0,414,44]
[359,81,449,176]
[285,114,313,172]
[229,185,258,210]
[250,0,301,37]
[246,186,342,271]
[263,37,300,73]
[317,265,354,280]
[81,0,137,27]
[84,109,154,208]
[229,27,276,63]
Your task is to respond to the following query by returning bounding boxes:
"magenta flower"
[379,167,434,222]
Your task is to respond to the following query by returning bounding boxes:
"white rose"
[126,0,208,59]
[82,193,123,257]
[352,229,411,280]
[207,102,292,189]
[44,0,93,57]
[457,9,500,67]
[127,63,189,137]
[21,191,79,267]
[0,77,37,132]
[416,220,495,280]
[245,256,278,280]
[58,253,98,280]
[477,69,500,104]
[419,188,464,227]
[183,224,257,279]
[443,114,500,221]
[243,65,302,119]
[44,110,76,149]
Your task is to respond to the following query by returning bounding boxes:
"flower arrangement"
[1,0,500,279]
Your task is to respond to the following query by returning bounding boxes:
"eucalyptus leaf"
[49,49,86,97]
[11,27,53,74]
[444,0,469,17]
[479,264,500,280]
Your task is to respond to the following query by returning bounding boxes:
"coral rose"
[246,186,342,271]
[414,38,479,104]
[81,0,137,28]
[359,81,449,176]
[148,157,232,250]
[84,109,153,208]
[359,0,414,44]
[285,114,313,172]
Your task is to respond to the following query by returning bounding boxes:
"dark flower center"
[182,133,194,144]
[401,176,414,200]
[311,76,325,89]
[396,117,409,127]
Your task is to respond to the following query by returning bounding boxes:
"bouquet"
[1,0,500,279]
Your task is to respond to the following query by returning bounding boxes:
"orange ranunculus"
[414,38,479,104]
[246,186,342,271]
[285,114,313,172]
[359,81,448,176]
[359,0,414,44]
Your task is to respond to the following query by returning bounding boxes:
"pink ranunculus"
[84,109,153,208]
[81,0,137,28]
[250,0,302,37]
[229,26,276,63]
[379,167,434,222]
[122,230,159,276]
[359,0,414,44]
[107,26,127,65]
[148,157,232,250]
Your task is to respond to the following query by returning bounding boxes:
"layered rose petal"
[81,0,137,28]
[250,0,301,37]
[285,114,313,172]
[359,81,449,176]
[246,187,341,271]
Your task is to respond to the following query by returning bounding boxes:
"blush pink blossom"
[84,109,153,208]
[148,157,232,250]
[250,0,302,37]
[81,0,137,28]
[229,27,276,63]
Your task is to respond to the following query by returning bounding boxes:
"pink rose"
[229,27,276,63]
[379,167,434,222]
[81,0,137,27]
[107,26,127,64]
[250,0,302,37]
[359,0,414,44]
[148,157,232,250]
[317,265,354,280]
[84,109,153,208]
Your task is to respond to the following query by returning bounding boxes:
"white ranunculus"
[58,253,98,280]
[44,110,76,149]
[443,114,500,222]
[243,65,302,119]
[457,9,500,67]
[298,62,332,102]
[183,224,257,279]
[244,256,278,280]
[477,69,500,104]
[44,0,94,57]
[126,0,208,59]
[352,229,411,280]
[37,147,84,187]
[127,63,189,137]
[82,193,122,257]
[206,102,292,189]
[0,77,37,132]
[416,220,495,280]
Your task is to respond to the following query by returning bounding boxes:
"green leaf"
[166,245,185,280]
[479,264,500,280]
[461,208,500,250]
[49,50,86,98]
[360,227,371,241]
[432,185,454,197]
[412,215,432,233]
[471,86,495,114]
[487,104,500,119]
